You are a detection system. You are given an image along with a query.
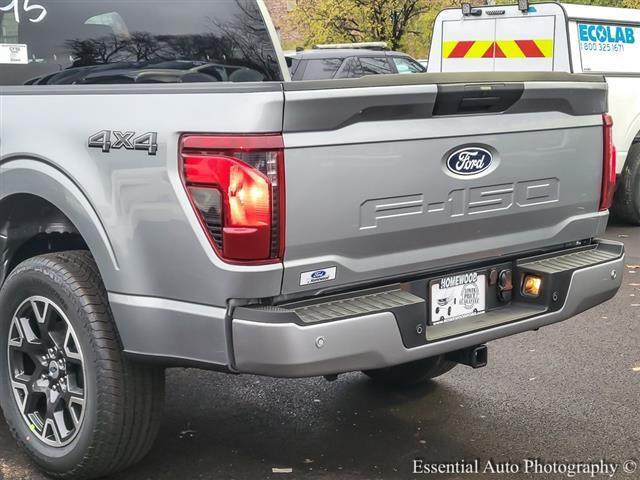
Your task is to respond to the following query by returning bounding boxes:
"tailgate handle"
[433,83,524,116]
[458,96,502,112]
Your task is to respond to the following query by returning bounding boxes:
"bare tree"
[295,0,432,50]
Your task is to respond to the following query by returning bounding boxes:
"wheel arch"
[618,123,640,175]
[0,158,119,288]
[622,114,640,154]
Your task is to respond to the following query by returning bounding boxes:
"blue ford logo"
[311,271,327,279]
[446,147,493,176]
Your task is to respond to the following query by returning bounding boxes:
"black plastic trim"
[433,83,524,116]
[124,351,233,372]
[283,71,605,92]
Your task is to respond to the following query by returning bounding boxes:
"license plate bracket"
[429,271,486,326]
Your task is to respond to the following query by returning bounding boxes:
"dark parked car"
[287,48,426,80]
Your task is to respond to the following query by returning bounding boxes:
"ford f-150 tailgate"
[280,72,610,296]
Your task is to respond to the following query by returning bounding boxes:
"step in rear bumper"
[232,240,625,378]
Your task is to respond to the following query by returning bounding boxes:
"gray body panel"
[1,87,285,307]
[108,292,228,366]
[0,72,616,372]
[281,80,607,296]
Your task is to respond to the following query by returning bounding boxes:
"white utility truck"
[428,2,640,224]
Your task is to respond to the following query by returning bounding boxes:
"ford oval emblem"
[446,147,493,176]
[311,270,327,279]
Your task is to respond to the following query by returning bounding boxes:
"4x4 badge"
[88,130,158,156]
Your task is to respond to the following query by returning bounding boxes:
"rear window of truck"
[0,0,283,86]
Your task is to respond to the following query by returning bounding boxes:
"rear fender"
[0,157,119,287]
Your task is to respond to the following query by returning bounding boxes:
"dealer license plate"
[430,272,486,325]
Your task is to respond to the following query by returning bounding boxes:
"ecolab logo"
[579,24,636,44]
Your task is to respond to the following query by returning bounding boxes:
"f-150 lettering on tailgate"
[360,178,560,230]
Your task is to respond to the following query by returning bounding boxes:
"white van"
[428,3,640,224]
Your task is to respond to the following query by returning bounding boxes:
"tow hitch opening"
[447,345,488,369]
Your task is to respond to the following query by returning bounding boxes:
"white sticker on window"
[300,267,337,286]
[0,44,28,64]
[578,23,640,74]
[0,1,47,24]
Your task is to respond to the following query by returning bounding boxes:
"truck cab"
[428,2,640,224]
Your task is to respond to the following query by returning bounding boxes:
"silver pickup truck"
[0,0,625,478]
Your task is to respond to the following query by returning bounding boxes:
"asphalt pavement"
[1,221,638,480]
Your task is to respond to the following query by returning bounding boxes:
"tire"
[0,251,165,479]
[613,143,640,225]
[363,355,456,387]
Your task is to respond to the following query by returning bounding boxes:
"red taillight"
[181,135,285,264]
[600,114,617,211]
